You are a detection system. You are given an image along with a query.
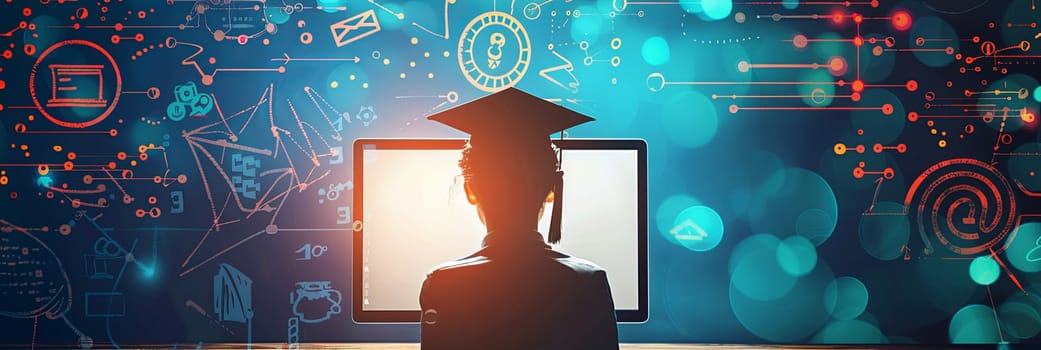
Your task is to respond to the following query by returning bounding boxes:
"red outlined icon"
[46,65,107,107]
[29,40,122,129]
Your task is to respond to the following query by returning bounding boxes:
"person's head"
[427,88,594,241]
[459,141,559,231]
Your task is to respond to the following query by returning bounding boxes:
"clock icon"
[457,11,532,92]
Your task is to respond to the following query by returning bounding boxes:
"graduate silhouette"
[419,88,619,350]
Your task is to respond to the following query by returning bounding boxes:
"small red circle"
[114,23,123,31]
[873,144,884,153]
[853,167,865,179]
[892,11,912,31]
[906,80,918,92]
[851,80,865,92]
[832,12,844,24]
[851,93,862,102]
[908,112,919,122]
[897,144,907,153]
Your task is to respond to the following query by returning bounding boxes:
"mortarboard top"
[427,88,594,149]
[427,87,595,244]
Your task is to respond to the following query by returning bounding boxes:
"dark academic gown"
[419,230,620,350]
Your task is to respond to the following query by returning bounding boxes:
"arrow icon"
[36,176,54,188]
[273,53,361,65]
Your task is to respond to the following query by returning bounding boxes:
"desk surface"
[47,344,1007,350]
[3,344,1018,349]
[276,346,1001,350]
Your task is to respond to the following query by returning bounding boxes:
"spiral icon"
[904,158,1016,256]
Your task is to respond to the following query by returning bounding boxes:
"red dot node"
[853,167,865,179]
[829,57,847,75]
[853,36,864,47]
[892,11,912,31]
[793,34,809,49]
[851,80,865,92]
[906,80,918,92]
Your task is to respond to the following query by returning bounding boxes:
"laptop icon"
[47,64,108,108]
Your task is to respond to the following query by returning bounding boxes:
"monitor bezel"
[352,138,648,323]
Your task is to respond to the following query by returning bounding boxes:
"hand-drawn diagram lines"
[165,37,284,86]
[178,83,341,277]
[412,0,454,40]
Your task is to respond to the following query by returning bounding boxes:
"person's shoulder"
[554,254,607,276]
[425,253,490,278]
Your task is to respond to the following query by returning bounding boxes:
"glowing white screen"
[361,147,639,311]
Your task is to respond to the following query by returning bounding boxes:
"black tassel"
[548,170,564,244]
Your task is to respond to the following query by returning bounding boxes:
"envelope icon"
[330,9,381,47]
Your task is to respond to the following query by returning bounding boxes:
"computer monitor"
[352,138,647,323]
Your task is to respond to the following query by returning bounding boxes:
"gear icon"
[357,106,377,126]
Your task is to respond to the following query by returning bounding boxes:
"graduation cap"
[428,87,594,244]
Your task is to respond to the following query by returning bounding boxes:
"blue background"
[2,0,1041,347]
